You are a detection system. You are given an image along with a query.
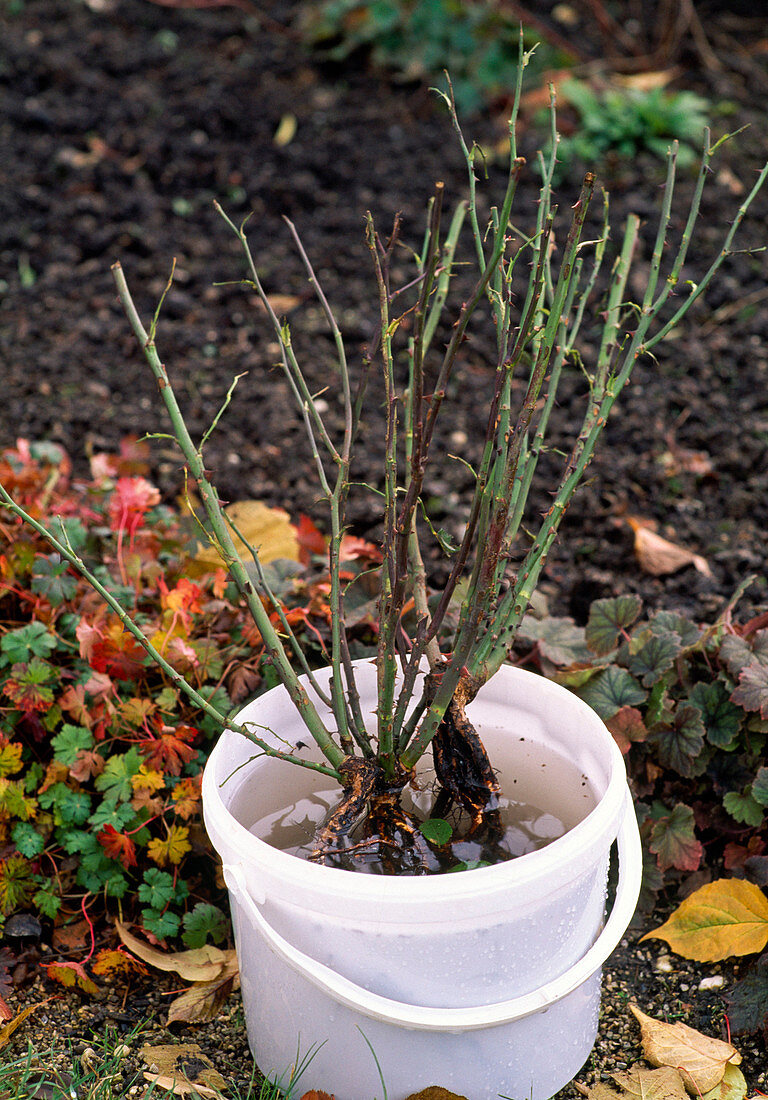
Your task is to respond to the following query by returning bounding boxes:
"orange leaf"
[300,1093,337,1100]
[42,960,99,995]
[92,947,148,978]
[0,1001,43,1050]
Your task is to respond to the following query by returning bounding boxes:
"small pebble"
[698,975,725,991]
[654,955,674,974]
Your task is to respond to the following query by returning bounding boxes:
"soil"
[3,0,768,629]
[2,0,768,1095]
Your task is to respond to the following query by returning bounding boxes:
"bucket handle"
[223,786,642,1033]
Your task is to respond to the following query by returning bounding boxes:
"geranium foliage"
[0,438,368,988]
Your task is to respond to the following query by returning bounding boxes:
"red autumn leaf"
[138,718,198,775]
[108,476,161,538]
[295,514,327,564]
[339,534,382,563]
[98,825,138,869]
[90,626,146,681]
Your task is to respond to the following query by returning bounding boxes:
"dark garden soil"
[2,0,768,1094]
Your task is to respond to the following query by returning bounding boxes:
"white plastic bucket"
[203,663,642,1100]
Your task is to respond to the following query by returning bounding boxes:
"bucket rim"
[202,663,629,904]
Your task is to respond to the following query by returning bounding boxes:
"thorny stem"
[111,260,346,772]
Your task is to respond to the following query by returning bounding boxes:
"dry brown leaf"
[404,1091,470,1100]
[116,919,234,982]
[166,965,239,1025]
[640,878,768,961]
[626,518,712,578]
[610,1065,689,1100]
[141,1043,227,1096]
[630,1005,741,1094]
[0,1001,44,1050]
[143,1074,222,1098]
[614,68,682,90]
[300,1093,336,1100]
[194,500,299,571]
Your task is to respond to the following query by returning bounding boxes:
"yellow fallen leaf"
[273,112,297,146]
[630,1005,741,1094]
[702,1063,748,1100]
[0,1001,43,1050]
[626,517,712,578]
[640,879,768,961]
[610,1066,688,1100]
[115,920,233,982]
[195,500,299,571]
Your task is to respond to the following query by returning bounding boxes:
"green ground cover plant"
[297,0,569,111]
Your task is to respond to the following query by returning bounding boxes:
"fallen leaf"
[0,994,11,1022]
[194,501,300,570]
[166,965,238,1025]
[626,518,712,578]
[610,1065,688,1100]
[140,1043,227,1095]
[116,920,234,982]
[300,1092,336,1100]
[404,1091,470,1100]
[142,1074,222,1098]
[630,1005,741,1094]
[0,1001,43,1050]
[273,113,297,146]
[42,960,99,995]
[701,1063,748,1100]
[640,879,768,961]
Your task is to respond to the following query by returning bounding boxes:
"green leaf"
[39,784,92,826]
[12,822,45,858]
[629,630,683,687]
[88,799,136,831]
[181,903,229,948]
[585,595,643,656]
[726,953,768,1037]
[518,614,591,666]
[649,610,702,649]
[51,724,95,767]
[420,818,453,846]
[651,705,706,777]
[752,767,768,807]
[142,908,181,940]
[731,662,768,718]
[723,790,764,828]
[0,622,58,664]
[139,868,176,911]
[30,554,78,606]
[94,747,143,802]
[34,883,62,919]
[690,681,742,749]
[579,666,646,720]
[649,803,703,872]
